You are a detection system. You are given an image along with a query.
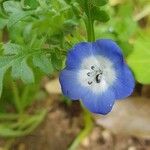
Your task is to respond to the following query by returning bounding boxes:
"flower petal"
[81,89,115,115]
[112,64,135,100]
[59,69,88,100]
[92,39,124,64]
[66,42,93,69]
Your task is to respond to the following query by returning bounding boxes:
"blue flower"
[59,39,135,115]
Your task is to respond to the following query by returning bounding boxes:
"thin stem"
[0,113,19,120]
[84,1,95,42]
[12,81,22,113]
[21,85,30,110]
[0,110,47,138]
[68,108,93,150]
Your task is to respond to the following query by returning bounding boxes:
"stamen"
[99,70,103,75]
[96,74,101,83]
[87,72,91,76]
[86,66,104,85]
[88,81,93,85]
[91,66,95,70]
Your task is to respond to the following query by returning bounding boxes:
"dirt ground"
[0,94,148,150]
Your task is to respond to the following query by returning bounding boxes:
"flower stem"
[84,1,95,42]
[68,1,96,149]
[68,108,93,150]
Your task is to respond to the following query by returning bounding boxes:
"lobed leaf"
[8,11,32,28]
[51,53,63,70]
[3,1,22,13]
[3,43,22,55]
[92,8,110,22]
[33,54,53,74]
[20,59,35,84]
[11,58,34,84]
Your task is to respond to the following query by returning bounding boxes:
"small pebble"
[90,128,100,141]
[128,146,137,150]
[82,137,90,147]
[102,130,111,141]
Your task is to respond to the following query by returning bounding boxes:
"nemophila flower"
[59,39,135,115]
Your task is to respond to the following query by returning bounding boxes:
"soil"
[0,94,150,150]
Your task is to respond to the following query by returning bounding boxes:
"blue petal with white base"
[59,39,135,115]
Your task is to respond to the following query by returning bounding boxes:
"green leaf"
[21,59,35,83]
[3,1,22,13]
[0,56,14,68]
[12,58,34,84]
[92,8,109,22]
[0,18,8,30]
[23,23,33,41]
[24,0,39,9]
[51,53,63,70]
[71,2,81,19]
[3,43,22,55]
[89,0,108,6]
[118,41,133,57]
[0,43,36,87]
[0,68,7,97]
[11,58,22,79]
[64,0,71,4]
[32,54,53,74]
[76,0,86,10]
[3,1,34,28]
[8,11,31,28]
[127,33,150,84]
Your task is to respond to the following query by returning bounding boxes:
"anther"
[87,72,91,76]
[88,81,93,85]
[96,74,101,83]
[91,66,95,70]
[99,70,103,75]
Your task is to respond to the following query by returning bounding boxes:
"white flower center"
[77,55,117,95]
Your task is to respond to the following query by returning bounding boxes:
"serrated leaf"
[8,11,31,28]
[12,58,34,84]
[3,1,22,13]
[24,0,39,9]
[0,42,36,90]
[33,54,53,74]
[51,53,63,70]
[127,34,150,84]
[0,56,14,68]
[3,43,22,55]
[11,58,22,79]
[21,59,34,83]
[4,1,34,28]
[92,8,109,22]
